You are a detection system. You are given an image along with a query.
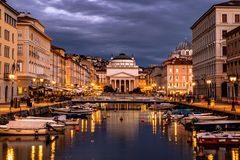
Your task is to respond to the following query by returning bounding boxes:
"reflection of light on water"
[174,122,177,142]
[51,139,56,160]
[91,114,95,133]
[70,129,74,140]
[81,119,84,132]
[192,130,197,148]
[85,120,88,132]
[95,110,101,124]
[38,145,43,160]
[31,146,35,160]
[151,112,157,134]
[207,153,214,160]
[232,148,239,160]
[7,146,14,160]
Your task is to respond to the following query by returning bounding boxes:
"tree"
[104,85,115,93]
[130,87,143,94]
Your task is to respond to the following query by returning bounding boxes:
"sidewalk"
[187,101,240,116]
[0,102,67,115]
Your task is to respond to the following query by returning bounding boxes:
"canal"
[0,103,239,160]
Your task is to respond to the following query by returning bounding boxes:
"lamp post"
[52,80,56,97]
[192,82,196,103]
[9,74,15,113]
[206,80,212,107]
[229,76,237,112]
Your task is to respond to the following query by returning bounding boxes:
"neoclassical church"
[106,53,139,93]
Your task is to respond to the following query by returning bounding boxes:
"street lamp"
[229,76,237,112]
[206,80,212,106]
[9,74,15,113]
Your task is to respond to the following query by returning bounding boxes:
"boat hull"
[0,128,48,135]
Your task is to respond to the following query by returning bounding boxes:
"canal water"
[0,103,239,160]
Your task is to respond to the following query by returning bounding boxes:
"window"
[4,46,10,58]
[222,30,227,38]
[0,61,1,74]
[176,68,179,73]
[222,14,227,23]
[4,30,10,41]
[182,68,185,72]
[169,76,172,80]
[12,48,14,59]
[4,63,10,73]
[17,45,23,54]
[222,46,227,56]
[17,61,23,72]
[235,14,240,23]
[4,13,16,27]
[0,9,1,19]
[189,68,192,73]
[183,76,186,80]
[223,63,227,72]
[176,76,179,80]
[12,33,14,43]
[0,43,1,56]
[169,68,172,73]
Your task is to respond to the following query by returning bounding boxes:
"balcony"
[4,72,10,81]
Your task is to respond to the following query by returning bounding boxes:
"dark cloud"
[8,0,221,66]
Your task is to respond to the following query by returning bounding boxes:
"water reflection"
[0,104,239,160]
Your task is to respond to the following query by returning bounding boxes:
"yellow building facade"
[16,12,52,97]
[0,1,18,103]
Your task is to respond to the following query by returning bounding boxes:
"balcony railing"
[4,72,10,81]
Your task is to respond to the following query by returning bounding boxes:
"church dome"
[176,40,192,50]
[113,53,132,60]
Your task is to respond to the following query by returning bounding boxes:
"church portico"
[107,53,140,93]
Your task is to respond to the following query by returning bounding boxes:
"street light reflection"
[7,146,14,160]
[38,145,43,160]
[232,148,239,160]
[31,145,35,160]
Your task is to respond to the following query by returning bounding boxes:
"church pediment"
[110,72,136,78]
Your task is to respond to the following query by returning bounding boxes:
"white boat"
[181,115,228,124]
[0,121,49,135]
[171,112,212,121]
[25,116,79,126]
[49,107,93,117]
[15,118,65,132]
[197,131,240,145]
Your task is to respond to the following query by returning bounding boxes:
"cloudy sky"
[8,0,222,66]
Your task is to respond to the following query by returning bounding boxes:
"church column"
[124,80,127,93]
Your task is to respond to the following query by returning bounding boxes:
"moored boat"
[181,115,228,125]
[49,107,93,118]
[0,121,49,135]
[25,115,79,126]
[193,120,240,131]
[15,118,65,132]
[197,131,240,145]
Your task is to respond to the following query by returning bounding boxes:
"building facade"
[50,45,66,90]
[191,1,240,101]
[225,26,240,101]
[96,70,107,86]
[0,1,18,103]
[162,58,193,95]
[65,55,81,89]
[17,12,52,97]
[106,53,139,93]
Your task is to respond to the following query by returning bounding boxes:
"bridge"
[71,95,171,104]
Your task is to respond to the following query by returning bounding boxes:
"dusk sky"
[9,0,223,66]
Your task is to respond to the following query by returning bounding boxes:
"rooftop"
[112,53,133,60]
[191,1,240,29]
